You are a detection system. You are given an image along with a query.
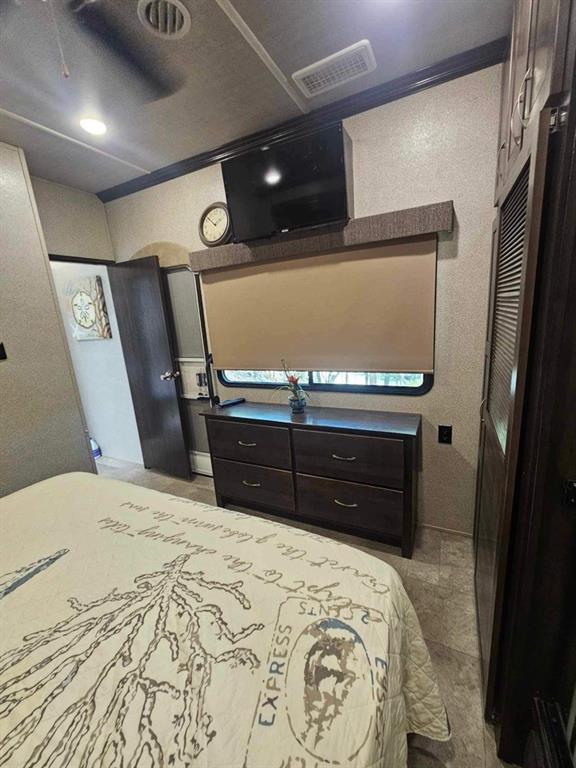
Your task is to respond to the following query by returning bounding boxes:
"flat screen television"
[222,124,354,243]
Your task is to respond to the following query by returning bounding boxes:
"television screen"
[222,124,353,243]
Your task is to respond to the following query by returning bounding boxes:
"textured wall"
[332,66,500,532]
[104,65,501,533]
[0,144,94,497]
[51,262,144,464]
[105,164,225,262]
[32,177,114,261]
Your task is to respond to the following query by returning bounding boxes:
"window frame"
[217,370,434,396]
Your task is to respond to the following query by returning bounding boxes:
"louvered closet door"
[487,165,530,452]
[475,163,531,715]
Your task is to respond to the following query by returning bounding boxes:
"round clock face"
[72,290,96,329]
[200,203,231,246]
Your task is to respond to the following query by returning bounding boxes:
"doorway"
[50,256,212,481]
[50,258,143,467]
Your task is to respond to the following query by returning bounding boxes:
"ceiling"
[0,0,512,196]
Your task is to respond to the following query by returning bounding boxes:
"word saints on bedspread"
[243,597,393,767]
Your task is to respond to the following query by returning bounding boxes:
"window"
[218,370,432,395]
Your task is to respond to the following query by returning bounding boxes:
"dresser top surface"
[201,402,421,437]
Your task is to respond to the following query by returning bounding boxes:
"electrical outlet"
[438,425,452,444]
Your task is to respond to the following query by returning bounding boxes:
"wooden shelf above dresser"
[201,402,421,557]
[189,200,454,273]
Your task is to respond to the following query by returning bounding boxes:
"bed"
[0,472,449,767]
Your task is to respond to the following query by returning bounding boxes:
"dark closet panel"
[475,162,533,717]
[498,45,576,758]
[475,423,506,684]
[474,0,574,760]
[474,102,554,732]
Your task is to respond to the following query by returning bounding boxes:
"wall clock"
[199,202,232,247]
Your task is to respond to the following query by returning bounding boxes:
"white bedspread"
[0,473,449,767]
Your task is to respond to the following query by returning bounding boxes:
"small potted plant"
[279,360,309,414]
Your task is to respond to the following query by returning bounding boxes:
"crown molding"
[98,37,508,203]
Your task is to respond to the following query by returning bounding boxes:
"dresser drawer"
[213,458,294,512]
[293,429,404,488]
[296,474,403,537]
[207,420,291,469]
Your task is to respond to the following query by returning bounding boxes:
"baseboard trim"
[189,451,213,476]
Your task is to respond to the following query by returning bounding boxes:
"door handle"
[562,480,576,506]
[511,68,533,146]
[334,499,358,508]
[332,454,357,461]
[242,480,261,488]
[238,441,257,447]
[479,397,487,423]
[496,141,506,180]
[160,371,181,381]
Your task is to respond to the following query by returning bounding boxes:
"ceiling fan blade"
[0,0,18,26]
[68,0,182,100]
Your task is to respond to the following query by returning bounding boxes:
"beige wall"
[105,164,225,262]
[105,65,501,534]
[0,144,94,497]
[32,177,114,261]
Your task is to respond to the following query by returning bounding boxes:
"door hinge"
[550,107,568,134]
[562,480,576,507]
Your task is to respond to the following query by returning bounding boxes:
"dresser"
[202,402,421,557]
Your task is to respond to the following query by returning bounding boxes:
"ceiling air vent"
[137,0,191,39]
[292,40,376,98]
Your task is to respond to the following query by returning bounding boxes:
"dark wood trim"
[189,202,452,272]
[193,271,219,406]
[200,402,422,438]
[97,38,508,203]
[473,211,501,716]
[217,370,434,397]
[48,254,113,265]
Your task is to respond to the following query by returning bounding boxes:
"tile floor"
[96,456,512,768]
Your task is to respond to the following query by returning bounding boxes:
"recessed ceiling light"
[80,118,107,136]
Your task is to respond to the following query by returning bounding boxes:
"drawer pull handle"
[242,480,261,488]
[334,499,358,508]
[332,454,357,462]
[238,441,257,447]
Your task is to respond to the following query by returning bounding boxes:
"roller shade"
[201,235,436,373]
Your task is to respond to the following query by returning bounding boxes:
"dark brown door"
[108,256,190,479]
[474,129,549,717]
